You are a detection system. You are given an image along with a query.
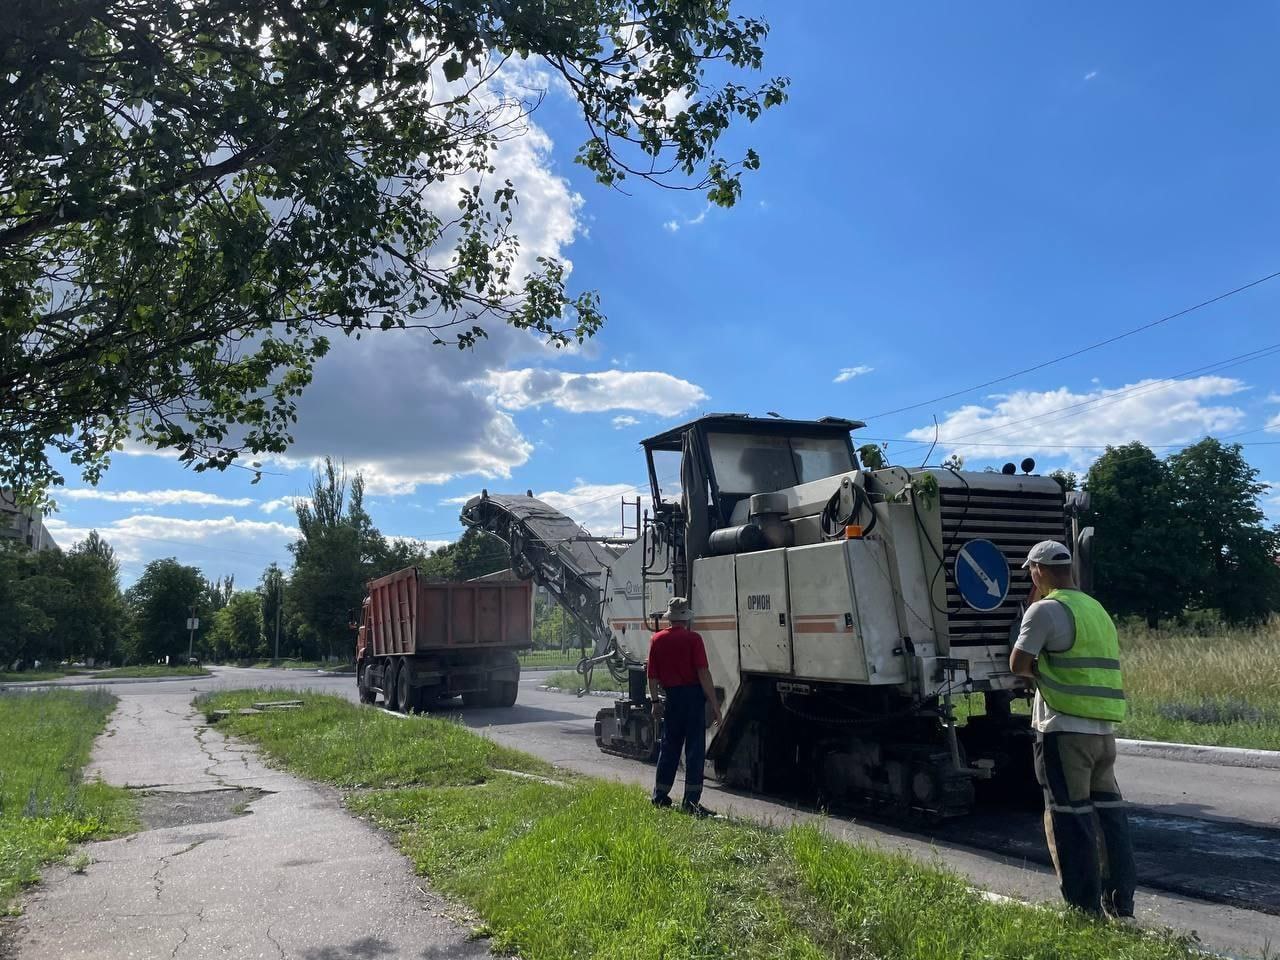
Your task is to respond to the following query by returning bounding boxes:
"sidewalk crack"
[266,925,286,959]
[168,907,204,959]
[153,839,207,900]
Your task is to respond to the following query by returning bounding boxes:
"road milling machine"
[462,414,1092,817]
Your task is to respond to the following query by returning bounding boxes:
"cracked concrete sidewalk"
[6,693,492,960]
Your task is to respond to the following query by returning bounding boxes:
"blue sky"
[46,2,1280,586]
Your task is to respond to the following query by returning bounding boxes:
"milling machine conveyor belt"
[460,493,622,650]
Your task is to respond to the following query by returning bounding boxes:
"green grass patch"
[0,669,75,683]
[195,690,551,787]
[543,669,626,693]
[94,664,209,679]
[518,649,583,670]
[0,689,136,913]
[351,778,827,960]
[213,686,1205,960]
[788,826,1197,959]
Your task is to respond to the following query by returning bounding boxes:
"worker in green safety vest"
[1009,539,1137,920]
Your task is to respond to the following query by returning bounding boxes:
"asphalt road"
[8,665,1280,957]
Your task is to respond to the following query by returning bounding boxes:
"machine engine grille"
[938,483,1067,648]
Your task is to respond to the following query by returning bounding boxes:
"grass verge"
[202,688,1203,960]
[94,665,209,679]
[195,690,550,787]
[0,689,135,913]
[0,669,76,684]
[543,669,625,693]
[244,659,350,671]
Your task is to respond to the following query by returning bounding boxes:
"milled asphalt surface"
[4,687,492,960]
[4,665,1280,958]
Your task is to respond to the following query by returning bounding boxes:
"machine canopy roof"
[641,413,866,452]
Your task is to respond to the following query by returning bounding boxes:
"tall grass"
[958,621,1280,750]
[0,689,135,912]
[1118,619,1280,749]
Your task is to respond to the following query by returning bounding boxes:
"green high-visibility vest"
[1037,589,1126,722]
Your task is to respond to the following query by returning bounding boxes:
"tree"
[288,459,385,658]
[533,594,589,652]
[1085,443,1197,627]
[0,545,61,667]
[205,574,235,612]
[1166,438,1280,623]
[125,558,204,662]
[0,532,129,666]
[1049,469,1078,492]
[397,526,511,582]
[1,1,786,502]
[259,562,287,659]
[207,590,265,661]
[63,531,129,664]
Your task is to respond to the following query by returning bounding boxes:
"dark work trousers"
[653,684,707,805]
[1034,731,1137,917]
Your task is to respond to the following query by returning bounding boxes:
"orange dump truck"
[355,566,533,712]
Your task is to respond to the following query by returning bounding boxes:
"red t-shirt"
[646,625,708,689]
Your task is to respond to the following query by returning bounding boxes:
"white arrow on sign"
[959,545,1003,598]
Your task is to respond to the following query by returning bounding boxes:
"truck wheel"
[384,660,401,711]
[495,680,518,708]
[357,665,375,704]
[396,664,414,714]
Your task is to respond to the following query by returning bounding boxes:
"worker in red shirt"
[647,597,722,817]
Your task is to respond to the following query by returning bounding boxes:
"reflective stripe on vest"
[1038,589,1126,722]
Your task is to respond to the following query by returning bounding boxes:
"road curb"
[1117,737,1280,770]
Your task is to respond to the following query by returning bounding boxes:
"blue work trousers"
[654,684,706,804]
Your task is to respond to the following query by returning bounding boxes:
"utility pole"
[187,603,196,662]
[274,577,282,661]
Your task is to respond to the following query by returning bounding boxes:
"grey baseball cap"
[1022,540,1073,568]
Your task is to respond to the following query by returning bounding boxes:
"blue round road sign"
[954,538,1010,612]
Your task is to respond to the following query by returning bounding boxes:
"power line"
[865,268,1280,421]
[882,341,1280,458]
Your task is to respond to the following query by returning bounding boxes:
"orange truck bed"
[359,566,533,658]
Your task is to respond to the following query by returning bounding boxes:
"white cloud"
[1266,412,1280,433]
[833,366,874,384]
[57,488,254,508]
[906,376,1249,461]
[484,368,707,417]
[664,205,711,232]
[612,415,640,430]
[1265,392,1280,404]
[535,482,655,537]
[1084,70,1099,81]
[44,514,300,585]
[255,62,583,497]
[259,496,310,515]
